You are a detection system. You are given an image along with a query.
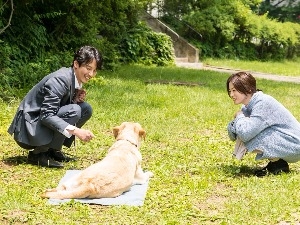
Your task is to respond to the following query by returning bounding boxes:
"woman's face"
[228,82,252,105]
[73,59,97,84]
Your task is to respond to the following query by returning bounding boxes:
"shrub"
[120,22,175,66]
[162,0,300,60]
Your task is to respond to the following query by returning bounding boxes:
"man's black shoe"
[48,148,76,162]
[28,151,64,168]
[254,159,289,177]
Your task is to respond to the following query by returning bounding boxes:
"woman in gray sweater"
[227,72,300,177]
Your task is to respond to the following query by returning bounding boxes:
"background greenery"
[1,64,300,224]
[0,0,174,95]
[156,0,300,60]
[1,0,300,96]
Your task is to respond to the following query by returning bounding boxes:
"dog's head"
[113,122,146,147]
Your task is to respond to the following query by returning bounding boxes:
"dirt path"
[175,62,300,84]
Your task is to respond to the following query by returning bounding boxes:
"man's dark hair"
[72,46,103,70]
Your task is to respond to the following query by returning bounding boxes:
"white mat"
[48,170,150,206]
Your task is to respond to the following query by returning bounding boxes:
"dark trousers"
[16,102,92,153]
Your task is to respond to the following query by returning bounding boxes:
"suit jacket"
[8,67,76,146]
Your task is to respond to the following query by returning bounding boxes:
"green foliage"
[1,2,49,60]
[0,50,73,98]
[259,0,300,23]
[160,0,300,60]
[120,23,175,66]
[90,38,121,71]
[1,0,176,91]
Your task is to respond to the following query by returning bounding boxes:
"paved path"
[175,62,300,84]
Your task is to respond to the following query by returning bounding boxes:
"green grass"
[1,64,300,224]
[203,58,300,76]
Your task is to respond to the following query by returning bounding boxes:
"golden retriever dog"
[41,122,153,199]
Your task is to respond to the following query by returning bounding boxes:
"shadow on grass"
[222,164,256,178]
[2,155,28,166]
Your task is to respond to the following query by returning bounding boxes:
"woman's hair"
[226,72,257,96]
[72,45,103,70]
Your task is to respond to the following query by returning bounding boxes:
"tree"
[0,0,14,35]
[157,0,300,59]
[0,0,153,89]
[259,0,300,22]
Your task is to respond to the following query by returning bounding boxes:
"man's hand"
[70,128,95,142]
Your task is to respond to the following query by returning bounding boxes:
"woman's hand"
[234,110,243,118]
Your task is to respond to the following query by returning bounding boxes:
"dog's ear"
[139,129,146,140]
[112,126,120,138]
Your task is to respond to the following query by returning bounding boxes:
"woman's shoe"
[267,159,289,175]
[254,159,289,177]
[254,165,269,177]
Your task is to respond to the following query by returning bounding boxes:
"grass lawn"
[203,57,300,76]
[1,64,300,224]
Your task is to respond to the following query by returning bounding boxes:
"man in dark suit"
[8,46,103,168]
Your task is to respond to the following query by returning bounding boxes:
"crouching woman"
[226,72,300,177]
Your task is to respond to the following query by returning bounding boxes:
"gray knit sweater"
[227,91,300,163]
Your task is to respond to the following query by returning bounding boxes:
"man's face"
[73,59,97,84]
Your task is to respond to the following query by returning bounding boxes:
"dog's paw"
[45,188,57,192]
[40,192,48,199]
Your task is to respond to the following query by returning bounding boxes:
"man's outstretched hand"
[69,128,95,142]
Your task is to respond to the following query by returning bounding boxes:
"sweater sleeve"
[227,112,246,141]
[227,121,237,141]
[233,101,270,142]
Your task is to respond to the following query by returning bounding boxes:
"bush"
[0,49,73,98]
[119,22,175,66]
[0,0,177,97]
[162,0,300,61]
